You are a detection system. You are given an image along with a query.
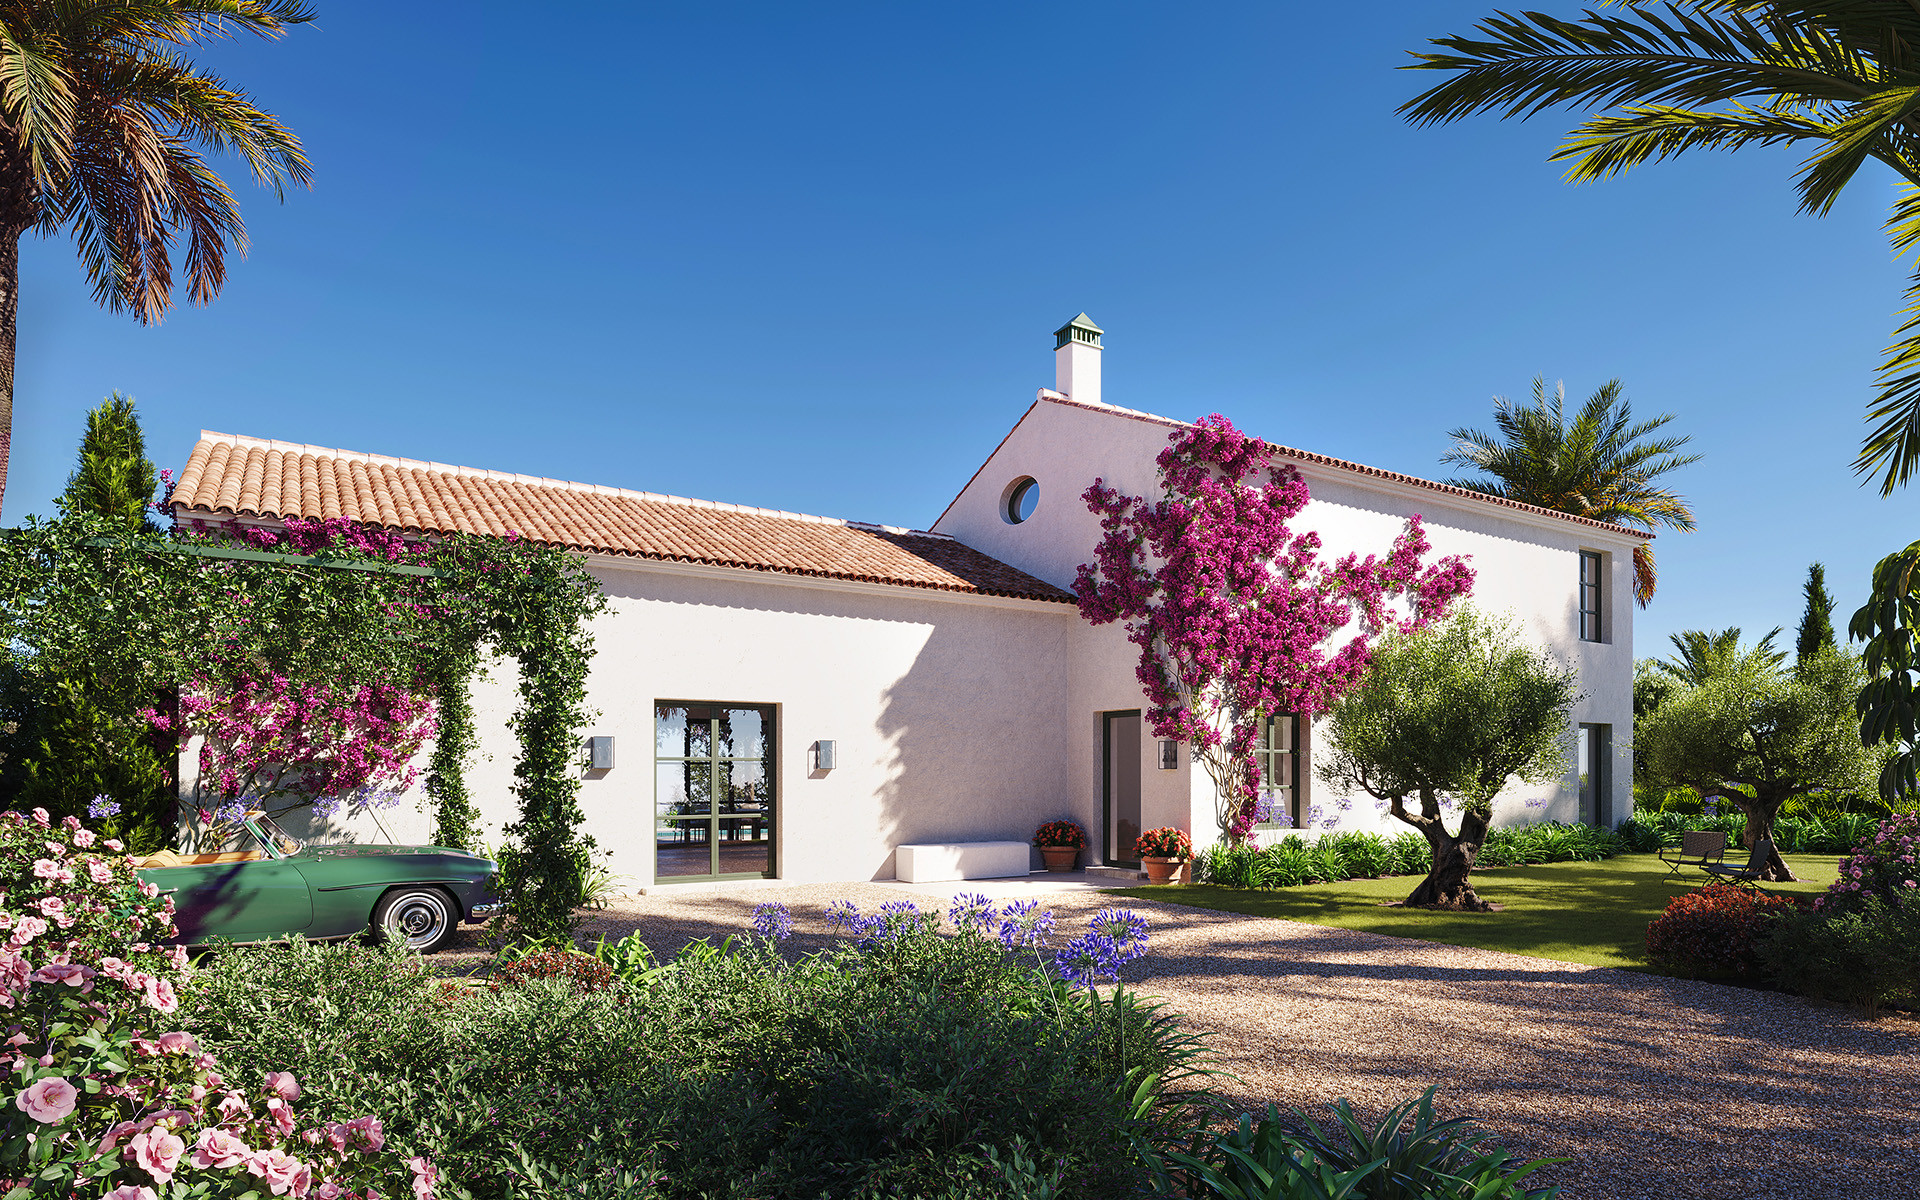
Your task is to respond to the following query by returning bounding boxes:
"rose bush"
[1818,812,1920,913]
[1,809,423,1199]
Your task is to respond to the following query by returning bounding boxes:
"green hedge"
[1616,810,1884,855]
[1192,821,1623,890]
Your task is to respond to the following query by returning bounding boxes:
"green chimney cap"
[1054,313,1103,349]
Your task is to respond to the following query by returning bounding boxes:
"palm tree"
[0,1,312,512]
[1441,376,1700,605]
[1402,2,1920,497]
[1656,626,1787,685]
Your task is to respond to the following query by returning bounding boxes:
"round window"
[1003,477,1039,524]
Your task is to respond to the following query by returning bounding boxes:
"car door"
[150,858,315,943]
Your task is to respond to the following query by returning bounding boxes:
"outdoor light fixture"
[1157,739,1179,770]
[586,736,615,770]
[812,740,837,771]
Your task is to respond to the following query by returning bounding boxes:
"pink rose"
[73,829,96,848]
[105,838,124,851]
[155,1031,199,1055]
[97,1119,142,1156]
[346,1114,385,1152]
[322,1121,349,1151]
[191,1126,252,1169]
[127,1127,185,1183]
[35,896,64,918]
[316,1183,344,1200]
[265,1071,301,1102]
[104,1187,158,1200]
[15,1075,78,1123]
[142,975,178,1013]
[267,1096,297,1135]
[31,859,58,879]
[30,963,94,991]
[88,860,114,884]
[250,1148,304,1196]
[29,807,49,824]
[408,1155,438,1200]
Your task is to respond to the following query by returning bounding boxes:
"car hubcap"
[391,898,445,946]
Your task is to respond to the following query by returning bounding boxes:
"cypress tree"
[1796,562,1838,664]
[58,392,158,531]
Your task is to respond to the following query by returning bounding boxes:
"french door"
[1103,710,1143,867]
[655,702,775,881]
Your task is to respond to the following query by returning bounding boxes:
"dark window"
[1254,713,1305,830]
[1005,477,1039,524]
[655,702,775,881]
[1579,551,1604,642]
[1578,723,1612,826]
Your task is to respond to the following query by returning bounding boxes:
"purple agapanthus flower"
[948,891,997,934]
[1054,933,1121,989]
[87,795,121,820]
[751,902,793,942]
[1087,907,1148,964]
[996,899,1057,951]
[823,899,860,934]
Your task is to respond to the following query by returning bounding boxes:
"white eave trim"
[581,552,1077,614]
[1289,465,1651,547]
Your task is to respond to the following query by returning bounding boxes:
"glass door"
[655,702,775,881]
[1103,710,1142,867]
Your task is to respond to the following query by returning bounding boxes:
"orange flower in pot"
[1133,827,1193,885]
[1033,819,1087,872]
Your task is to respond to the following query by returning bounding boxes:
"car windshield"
[252,813,303,857]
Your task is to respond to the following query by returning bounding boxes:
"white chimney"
[1053,313,1103,405]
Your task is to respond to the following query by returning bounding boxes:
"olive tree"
[1319,609,1578,911]
[1641,648,1884,882]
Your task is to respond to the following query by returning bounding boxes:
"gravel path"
[441,881,1920,1199]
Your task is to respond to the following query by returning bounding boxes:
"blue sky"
[6,2,1910,658]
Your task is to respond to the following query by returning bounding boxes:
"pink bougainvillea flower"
[265,1070,301,1102]
[191,1126,253,1170]
[15,1075,78,1122]
[127,1127,186,1183]
[30,963,95,991]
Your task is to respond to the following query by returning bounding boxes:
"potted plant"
[1033,819,1087,872]
[1133,827,1193,885]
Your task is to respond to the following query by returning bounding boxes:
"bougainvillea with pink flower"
[1,809,422,1198]
[1075,414,1475,840]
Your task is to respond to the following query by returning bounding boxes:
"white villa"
[167,317,1641,887]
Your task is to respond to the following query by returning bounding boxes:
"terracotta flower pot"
[1142,856,1184,886]
[1039,845,1080,873]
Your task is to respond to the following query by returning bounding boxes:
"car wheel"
[371,887,456,954]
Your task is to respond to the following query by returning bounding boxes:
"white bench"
[893,841,1031,884]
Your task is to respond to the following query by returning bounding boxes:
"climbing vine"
[0,511,609,942]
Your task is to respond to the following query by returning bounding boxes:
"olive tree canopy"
[1319,608,1578,910]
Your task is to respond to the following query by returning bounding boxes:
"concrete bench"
[893,841,1031,884]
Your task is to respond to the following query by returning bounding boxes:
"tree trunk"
[1733,794,1797,882]
[1390,794,1495,911]
[0,220,20,515]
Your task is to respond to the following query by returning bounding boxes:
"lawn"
[1106,852,1842,970]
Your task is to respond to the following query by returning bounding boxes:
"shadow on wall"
[870,610,1072,881]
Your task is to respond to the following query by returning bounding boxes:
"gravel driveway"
[443,880,1920,1199]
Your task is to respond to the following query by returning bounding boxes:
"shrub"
[490,946,616,993]
[2,810,418,1199]
[1819,812,1920,913]
[188,896,1213,1200]
[1325,831,1395,878]
[1644,884,1805,978]
[1147,1087,1562,1199]
[1758,897,1920,1016]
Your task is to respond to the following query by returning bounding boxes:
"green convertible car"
[135,812,503,953]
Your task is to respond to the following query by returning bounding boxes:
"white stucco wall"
[933,396,1642,850]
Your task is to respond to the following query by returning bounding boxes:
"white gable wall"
[934,397,1642,850]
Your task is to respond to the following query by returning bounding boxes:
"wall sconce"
[812,740,836,771]
[586,736,615,770]
[1157,739,1179,771]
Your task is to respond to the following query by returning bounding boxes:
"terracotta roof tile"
[169,432,1075,605]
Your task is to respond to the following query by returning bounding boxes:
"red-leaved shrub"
[488,948,614,993]
[1645,884,1805,977]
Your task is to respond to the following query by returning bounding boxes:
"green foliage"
[1655,627,1785,686]
[1851,536,1920,803]
[1797,562,1839,664]
[1320,608,1578,818]
[425,659,480,850]
[9,677,172,851]
[1644,883,1805,979]
[1620,808,1884,856]
[1146,1087,1562,1199]
[57,393,159,533]
[184,923,1216,1200]
[1439,375,1697,605]
[1400,4,1920,495]
[1759,897,1920,1017]
[0,513,608,941]
[1641,647,1887,836]
[1193,823,1620,890]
